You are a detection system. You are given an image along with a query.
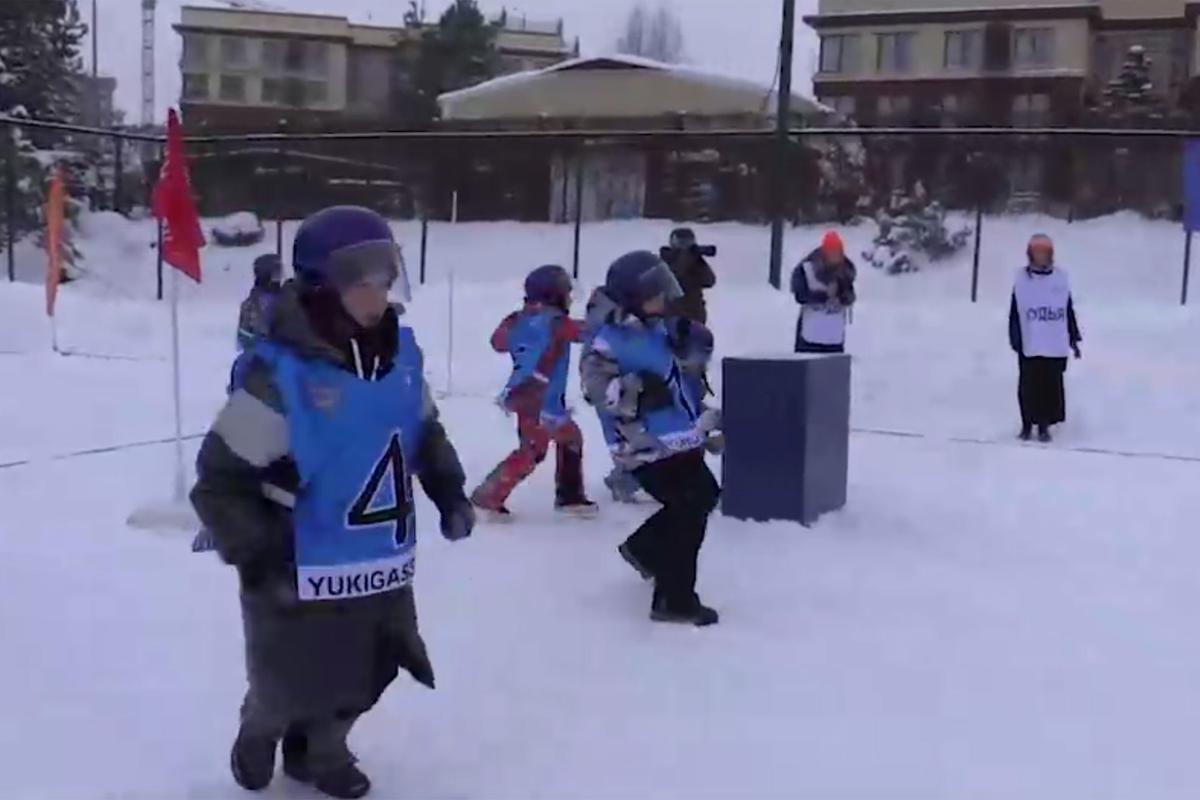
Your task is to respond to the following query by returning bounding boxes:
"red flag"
[45,166,65,316]
[152,109,204,282]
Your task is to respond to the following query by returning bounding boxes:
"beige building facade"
[175,5,574,130]
[808,0,1200,126]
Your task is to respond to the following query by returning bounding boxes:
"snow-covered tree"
[0,1,88,270]
[862,183,971,274]
[1102,45,1165,122]
[616,3,685,64]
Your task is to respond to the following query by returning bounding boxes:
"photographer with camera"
[660,227,717,325]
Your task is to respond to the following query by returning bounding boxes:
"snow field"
[2,213,1199,798]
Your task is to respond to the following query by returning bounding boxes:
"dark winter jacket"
[1008,267,1082,356]
[191,282,468,722]
[236,285,280,351]
[790,248,857,352]
[663,249,716,324]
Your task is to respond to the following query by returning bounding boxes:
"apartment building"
[175,5,575,130]
[806,0,1200,128]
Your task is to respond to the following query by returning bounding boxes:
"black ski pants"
[628,449,721,606]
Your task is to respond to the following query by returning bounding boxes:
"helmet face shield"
[328,240,412,303]
[641,261,683,304]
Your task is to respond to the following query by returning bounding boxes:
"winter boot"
[618,542,654,581]
[312,762,372,800]
[1019,423,1033,442]
[555,495,599,517]
[651,593,719,627]
[281,730,310,783]
[1038,425,1053,443]
[604,469,641,504]
[470,492,514,523]
[230,731,277,792]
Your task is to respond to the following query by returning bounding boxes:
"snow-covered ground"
[2,213,1199,799]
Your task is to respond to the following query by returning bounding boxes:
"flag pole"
[170,263,185,501]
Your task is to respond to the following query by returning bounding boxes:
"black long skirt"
[1018,356,1067,427]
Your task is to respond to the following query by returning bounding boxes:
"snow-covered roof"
[439,54,826,123]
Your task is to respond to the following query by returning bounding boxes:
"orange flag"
[152,109,205,282]
[45,167,65,317]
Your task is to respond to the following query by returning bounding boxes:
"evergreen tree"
[0,0,88,271]
[405,0,500,125]
[1102,45,1165,122]
[863,183,972,274]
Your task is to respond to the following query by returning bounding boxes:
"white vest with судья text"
[800,259,849,346]
[1014,266,1071,359]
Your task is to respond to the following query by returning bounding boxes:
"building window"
[1014,28,1055,69]
[182,73,208,101]
[822,95,857,119]
[304,42,330,76]
[820,34,861,74]
[877,32,915,73]
[262,39,284,71]
[261,38,329,76]
[306,80,328,104]
[877,94,912,121]
[1012,93,1051,126]
[944,30,981,70]
[218,75,246,102]
[182,34,209,70]
[261,77,283,104]
[220,36,249,68]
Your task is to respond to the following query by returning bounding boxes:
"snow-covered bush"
[862,184,971,274]
[211,211,265,247]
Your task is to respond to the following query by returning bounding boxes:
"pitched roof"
[439,54,825,121]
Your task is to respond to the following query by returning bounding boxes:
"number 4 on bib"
[347,433,412,548]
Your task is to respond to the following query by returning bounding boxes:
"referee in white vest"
[791,231,858,354]
[1008,233,1082,443]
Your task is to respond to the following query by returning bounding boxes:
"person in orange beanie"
[790,231,857,353]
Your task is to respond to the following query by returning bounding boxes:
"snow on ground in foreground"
[2,216,1200,799]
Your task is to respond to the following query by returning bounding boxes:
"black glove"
[1072,343,1082,360]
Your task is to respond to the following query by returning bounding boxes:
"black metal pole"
[767,0,796,289]
[91,0,99,126]
[276,122,286,258]
[112,133,123,214]
[419,211,429,285]
[5,123,15,282]
[156,217,164,301]
[1183,229,1193,306]
[156,142,164,300]
[970,204,983,303]
[572,153,584,279]
[559,155,569,223]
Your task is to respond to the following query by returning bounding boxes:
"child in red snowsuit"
[470,265,597,518]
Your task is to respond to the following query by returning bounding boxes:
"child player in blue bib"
[191,206,475,800]
[471,264,597,519]
[581,251,724,627]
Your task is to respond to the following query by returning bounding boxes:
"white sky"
[88,0,818,124]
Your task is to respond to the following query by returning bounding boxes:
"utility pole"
[767,0,796,289]
[91,0,99,126]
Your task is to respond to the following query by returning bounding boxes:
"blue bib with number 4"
[260,324,426,602]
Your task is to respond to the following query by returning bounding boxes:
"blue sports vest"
[258,324,427,602]
[502,308,570,419]
[593,321,703,454]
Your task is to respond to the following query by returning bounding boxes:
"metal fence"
[2,115,1198,304]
